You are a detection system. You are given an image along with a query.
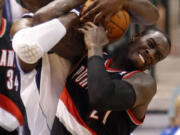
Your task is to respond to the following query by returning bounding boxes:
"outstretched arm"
[81,0,159,25]
[123,0,159,25]
[11,12,78,72]
[32,0,85,25]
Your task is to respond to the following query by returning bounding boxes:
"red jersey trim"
[126,109,144,125]
[60,87,97,135]
[0,18,6,38]
[0,94,24,125]
[122,71,141,79]
[105,58,123,72]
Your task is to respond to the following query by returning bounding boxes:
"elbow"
[154,7,160,22]
[149,7,160,25]
[136,1,160,25]
[144,5,160,25]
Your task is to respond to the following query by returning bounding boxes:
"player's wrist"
[87,47,103,58]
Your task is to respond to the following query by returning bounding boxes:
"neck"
[109,48,136,71]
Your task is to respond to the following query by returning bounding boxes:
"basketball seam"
[110,20,125,33]
[122,11,128,26]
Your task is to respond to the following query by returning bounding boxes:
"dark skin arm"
[81,0,159,25]
[123,72,156,119]
[33,0,85,25]
[21,0,85,25]
[80,22,157,120]
[11,12,81,72]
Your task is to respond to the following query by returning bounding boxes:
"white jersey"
[16,53,71,135]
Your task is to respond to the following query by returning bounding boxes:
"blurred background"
[133,0,180,134]
[2,0,180,135]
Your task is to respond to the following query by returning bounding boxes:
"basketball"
[81,0,130,42]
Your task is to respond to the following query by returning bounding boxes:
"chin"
[134,63,146,71]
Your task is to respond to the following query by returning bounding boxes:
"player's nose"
[148,49,156,56]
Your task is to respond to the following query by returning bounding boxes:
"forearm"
[33,0,85,25]
[88,56,136,111]
[124,0,159,25]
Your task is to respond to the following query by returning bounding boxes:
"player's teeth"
[139,54,145,63]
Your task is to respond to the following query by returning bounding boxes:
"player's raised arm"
[80,0,159,25]
[32,0,86,25]
[18,0,85,25]
[11,12,78,72]
[123,0,159,25]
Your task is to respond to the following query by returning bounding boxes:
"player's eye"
[147,39,156,49]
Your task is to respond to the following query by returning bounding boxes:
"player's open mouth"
[139,53,145,63]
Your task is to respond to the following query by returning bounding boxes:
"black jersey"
[0,18,25,134]
[52,54,143,135]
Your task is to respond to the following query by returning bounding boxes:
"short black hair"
[141,28,171,50]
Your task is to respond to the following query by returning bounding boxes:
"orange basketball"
[81,0,130,42]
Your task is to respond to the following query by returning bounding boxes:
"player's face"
[127,31,170,70]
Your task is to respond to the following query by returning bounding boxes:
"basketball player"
[11,0,159,134]
[51,22,171,135]
[0,0,25,134]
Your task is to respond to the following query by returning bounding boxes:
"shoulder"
[123,71,156,91]
[123,71,157,104]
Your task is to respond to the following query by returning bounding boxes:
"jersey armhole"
[0,94,24,130]
[126,109,144,125]
[122,70,142,79]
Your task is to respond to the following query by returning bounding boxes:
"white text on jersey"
[72,65,88,89]
[0,50,15,67]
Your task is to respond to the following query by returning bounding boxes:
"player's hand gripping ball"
[81,0,130,42]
